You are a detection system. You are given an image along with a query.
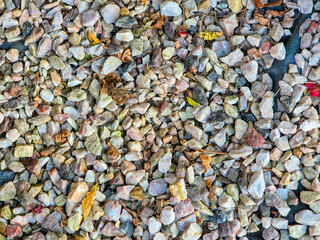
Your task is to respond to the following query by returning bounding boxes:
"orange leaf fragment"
[254,0,282,8]
[199,154,211,172]
[152,15,166,29]
[205,179,215,201]
[81,184,98,221]
[141,0,147,5]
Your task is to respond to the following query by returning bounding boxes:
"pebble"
[102,57,123,75]
[248,168,265,199]
[160,1,182,16]
[101,4,120,24]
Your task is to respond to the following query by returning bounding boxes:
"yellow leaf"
[81,184,98,221]
[142,0,147,5]
[199,154,211,172]
[199,31,223,41]
[88,32,100,45]
[186,97,200,106]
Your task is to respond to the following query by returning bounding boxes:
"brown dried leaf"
[199,154,211,172]
[267,9,287,17]
[254,10,271,27]
[107,145,121,163]
[121,49,131,63]
[174,40,181,49]
[254,0,282,8]
[152,15,166,29]
[205,179,215,201]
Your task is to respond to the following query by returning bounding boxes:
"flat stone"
[101,57,123,75]
[160,1,182,16]
[248,168,265,199]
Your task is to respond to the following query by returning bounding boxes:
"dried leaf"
[174,41,181,49]
[121,49,131,63]
[254,0,282,8]
[254,10,271,27]
[141,0,147,5]
[82,184,98,221]
[152,15,166,29]
[199,31,223,41]
[186,97,200,106]
[199,154,211,172]
[205,179,215,201]
[88,31,100,45]
[264,0,282,7]
[266,9,287,17]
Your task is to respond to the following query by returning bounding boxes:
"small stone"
[148,217,162,235]
[295,210,320,226]
[230,145,253,158]
[68,182,88,203]
[221,49,244,66]
[115,29,134,42]
[181,223,202,240]
[14,145,34,158]
[288,225,307,238]
[270,23,284,42]
[7,225,22,239]
[69,46,85,60]
[220,13,238,36]
[85,132,103,156]
[40,89,54,103]
[102,56,123,75]
[160,206,175,225]
[148,179,167,196]
[67,89,87,102]
[116,16,138,29]
[25,27,44,45]
[248,168,265,199]
[174,198,195,219]
[241,60,258,82]
[228,0,242,13]
[67,212,82,232]
[297,0,313,14]
[160,1,182,17]
[37,38,52,58]
[170,179,187,200]
[270,43,286,60]
[82,10,99,27]
[0,182,16,201]
[0,171,15,187]
[101,4,120,24]
[48,56,65,70]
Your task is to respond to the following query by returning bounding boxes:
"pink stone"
[127,128,143,141]
[7,225,22,239]
[116,185,134,200]
[175,80,189,93]
[176,213,197,231]
[203,230,219,240]
[174,198,195,220]
[260,41,272,54]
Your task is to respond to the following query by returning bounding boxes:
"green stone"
[226,184,239,201]
[224,103,238,118]
[0,182,16,201]
[85,132,102,155]
[67,89,87,102]
[49,56,66,70]
[0,205,11,220]
[67,212,83,232]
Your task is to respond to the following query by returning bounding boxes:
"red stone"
[246,129,265,148]
[174,198,195,220]
[259,41,272,54]
[7,225,22,239]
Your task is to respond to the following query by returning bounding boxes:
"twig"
[239,0,250,33]
[74,55,103,72]
[196,148,229,155]
[211,13,235,51]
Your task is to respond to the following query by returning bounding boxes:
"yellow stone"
[130,187,144,200]
[228,0,243,13]
[120,7,129,16]
[280,172,291,185]
[0,205,11,220]
[169,179,187,200]
[14,145,34,158]
[198,0,210,11]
